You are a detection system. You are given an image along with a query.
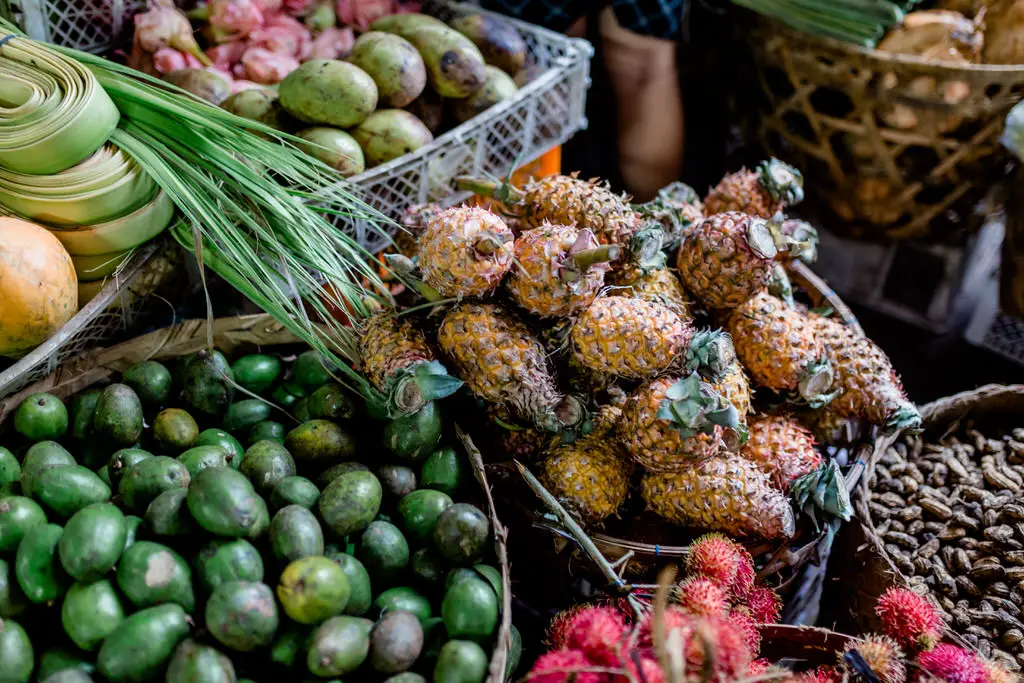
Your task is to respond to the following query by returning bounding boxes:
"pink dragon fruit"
[241,46,300,83]
[152,47,204,73]
[309,26,354,59]
[206,40,249,71]
[134,0,212,64]
[254,14,313,59]
[209,0,265,42]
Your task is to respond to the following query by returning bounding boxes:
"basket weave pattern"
[751,20,1024,242]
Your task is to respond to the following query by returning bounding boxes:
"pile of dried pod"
[866,425,1024,672]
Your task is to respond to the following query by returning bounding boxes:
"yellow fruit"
[740,415,822,491]
[609,265,691,318]
[0,217,78,358]
[359,312,435,391]
[703,159,804,219]
[641,457,796,540]
[709,361,752,422]
[418,206,514,297]
[522,173,642,248]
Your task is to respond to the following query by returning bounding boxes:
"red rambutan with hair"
[731,544,756,599]
[564,605,630,666]
[529,649,603,683]
[875,587,945,650]
[675,576,730,618]
[726,610,762,656]
[621,654,665,683]
[685,533,741,589]
[800,666,843,683]
[916,644,989,683]
[840,635,906,683]
[546,605,590,648]
[639,609,753,678]
[745,585,783,624]
[747,658,773,676]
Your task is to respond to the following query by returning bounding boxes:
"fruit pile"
[530,579,1014,682]
[0,348,513,683]
[866,421,1024,672]
[367,162,920,542]
[131,0,527,175]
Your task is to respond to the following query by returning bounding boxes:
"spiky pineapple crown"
[656,373,744,440]
[790,460,852,527]
[683,329,736,382]
[780,217,820,265]
[757,158,805,206]
[624,225,667,271]
[635,182,702,238]
[798,358,840,409]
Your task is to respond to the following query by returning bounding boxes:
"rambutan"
[747,658,773,675]
[731,544,757,599]
[840,635,906,683]
[529,649,604,683]
[675,577,730,618]
[565,606,630,666]
[745,585,783,624]
[621,653,665,683]
[547,605,590,648]
[981,659,1016,683]
[638,609,752,678]
[875,587,945,651]
[685,533,741,589]
[800,666,843,683]
[727,610,762,656]
[638,606,691,647]
[916,644,989,683]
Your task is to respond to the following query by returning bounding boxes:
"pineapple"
[486,405,553,462]
[740,415,823,491]
[418,206,514,298]
[809,313,921,434]
[704,158,804,218]
[457,172,643,249]
[801,406,860,445]
[359,311,462,414]
[506,225,618,318]
[618,374,737,472]
[540,405,633,524]
[641,456,796,540]
[609,264,692,318]
[676,212,793,310]
[709,360,753,424]
[726,292,836,407]
[437,302,584,433]
[780,218,819,266]
[636,181,705,250]
[394,202,443,258]
[570,296,692,380]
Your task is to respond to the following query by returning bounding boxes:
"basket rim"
[757,15,1024,75]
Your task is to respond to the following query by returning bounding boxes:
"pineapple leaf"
[383,360,463,417]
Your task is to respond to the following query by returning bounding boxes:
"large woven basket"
[492,261,867,626]
[0,238,183,400]
[836,384,1024,670]
[0,314,515,682]
[750,18,1024,243]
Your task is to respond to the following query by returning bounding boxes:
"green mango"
[441,577,497,641]
[14,392,68,442]
[231,354,282,394]
[195,539,265,593]
[383,401,442,460]
[270,476,319,510]
[187,467,269,539]
[0,447,16,496]
[240,441,296,496]
[35,648,95,681]
[20,441,75,498]
[357,520,409,586]
[107,448,152,489]
[373,586,432,624]
[285,420,356,464]
[59,503,126,582]
[318,470,381,537]
[270,623,308,667]
[348,32,426,108]
[205,581,279,652]
[269,505,323,562]
[194,429,244,467]
[0,495,47,553]
[92,384,144,447]
[152,408,199,453]
[292,350,336,390]
[448,13,527,75]
[0,619,33,683]
[144,488,197,537]
[325,552,372,616]
[122,360,173,406]
[306,616,372,677]
[401,25,485,98]
[396,489,452,545]
[433,640,488,683]
[434,503,489,565]
[277,556,350,625]
[118,456,190,512]
[67,388,102,441]
[315,462,369,489]
[352,109,433,167]
[178,446,234,477]
[14,523,69,603]
[420,447,465,496]
[166,639,236,683]
[223,399,272,434]
[117,541,195,611]
[248,420,285,446]
[307,383,357,422]
[97,604,190,683]
[62,579,124,651]
[183,350,235,417]
[0,558,28,618]
[34,466,111,517]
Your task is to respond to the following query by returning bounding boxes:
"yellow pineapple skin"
[618,376,725,472]
[741,415,822,491]
[507,224,606,318]
[809,314,910,425]
[541,406,632,524]
[710,361,752,422]
[359,312,436,391]
[727,292,824,392]
[523,173,641,248]
[438,302,564,427]
[641,456,796,540]
[571,296,693,380]
[610,266,692,318]
[418,207,514,297]
[704,169,779,218]
[677,212,776,309]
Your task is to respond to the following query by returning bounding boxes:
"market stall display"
[0,315,515,683]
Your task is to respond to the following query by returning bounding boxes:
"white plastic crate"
[11,0,593,255]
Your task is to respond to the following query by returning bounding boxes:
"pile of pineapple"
[358,160,921,543]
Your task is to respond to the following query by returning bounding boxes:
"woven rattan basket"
[750,18,1024,243]
[838,384,1024,671]
[0,314,515,682]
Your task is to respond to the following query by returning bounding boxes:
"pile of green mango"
[0,348,519,683]
[223,12,526,176]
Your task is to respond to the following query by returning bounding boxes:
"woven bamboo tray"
[0,314,514,682]
[749,17,1024,243]
[488,261,868,625]
[838,384,1024,669]
[0,238,183,400]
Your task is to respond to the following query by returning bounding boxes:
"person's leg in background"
[600,0,685,202]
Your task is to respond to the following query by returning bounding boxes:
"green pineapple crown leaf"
[791,460,852,528]
[882,395,923,436]
[757,158,805,206]
[655,181,701,207]
[683,329,736,381]
[779,216,819,265]
[768,263,796,308]
[796,358,840,409]
[656,373,743,438]
[454,174,526,208]
[385,360,463,417]
[560,229,621,284]
[634,183,702,242]
[624,225,667,271]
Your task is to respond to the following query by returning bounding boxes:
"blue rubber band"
[654,544,661,556]
[853,459,867,467]
[0,35,17,48]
